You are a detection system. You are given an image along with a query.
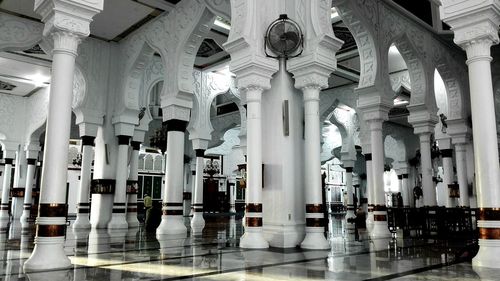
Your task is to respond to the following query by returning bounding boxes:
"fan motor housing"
[265,14,303,59]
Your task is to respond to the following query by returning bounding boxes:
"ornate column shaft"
[126,141,141,228]
[12,148,27,219]
[73,136,95,229]
[24,1,101,272]
[20,144,40,227]
[454,143,469,207]
[157,118,188,236]
[191,141,207,232]
[0,151,15,223]
[108,135,130,229]
[239,87,268,249]
[299,86,330,249]
[442,0,500,268]
[419,132,436,206]
[440,149,455,207]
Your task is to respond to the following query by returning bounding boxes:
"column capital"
[192,139,209,151]
[441,0,500,51]
[113,122,135,137]
[407,105,438,135]
[162,104,191,122]
[78,122,98,138]
[357,94,392,123]
[447,118,472,145]
[35,0,103,55]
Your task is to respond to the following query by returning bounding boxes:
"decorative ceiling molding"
[0,80,16,91]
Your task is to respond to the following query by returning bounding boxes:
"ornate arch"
[0,12,42,51]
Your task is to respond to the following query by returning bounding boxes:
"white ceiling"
[0,54,50,97]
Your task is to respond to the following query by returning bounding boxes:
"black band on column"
[345,167,353,173]
[192,171,196,175]
[164,120,188,132]
[441,149,453,158]
[117,135,131,145]
[402,174,409,178]
[131,141,141,151]
[27,158,37,165]
[4,158,13,165]
[397,175,403,179]
[195,149,205,157]
[81,136,96,146]
[364,154,372,161]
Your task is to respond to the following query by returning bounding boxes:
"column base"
[473,239,500,269]
[23,237,71,272]
[263,222,304,248]
[107,213,128,229]
[366,212,374,232]
[126,213,140,228]
[230,205,236,213]
[190,212,205,230]
[240,227,269,249]
[72,215,91,230]
[301,227,330,249]
[0,210,10,222]
[369,220,391,238]
[156,215,187,236]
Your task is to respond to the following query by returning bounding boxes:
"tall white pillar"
[108,135,130,230]
[239,87,269,249]
[401,173,410,207]
[364,153,374,229]
[440,149,455,207]
[417,132,436,206]
[157,119,188,236]
[11,148,26,220]
[0,150,15,224]
[299,86,329,250]
[126,141,141,228]
[73,136,95,229]
[23,2,101,273]
[20,145,40,227]
[191,140,208,231]
[228,177,237,213]
[367,118,391,238]
[454,143,469,207]
[442,0,500,268]
[344,164,355,240]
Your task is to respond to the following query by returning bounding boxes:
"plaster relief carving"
[0,12,43,51]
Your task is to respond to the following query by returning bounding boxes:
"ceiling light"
[26,73,50,87]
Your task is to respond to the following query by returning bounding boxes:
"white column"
[454,143,469,207]
[11,148,26,220]
[0,154,15,223]
[228,177,236,213]
[126,141,141,228]
[418,132,436,206]
[300,86,329,250]
[24,34,84,271]
[191,144,207,232]
[239,87,268,249]
[20,155,38,227]
[364,153,374,229]
[108,135,130,230]
[440,149,455,207]
[401,174,410,207]
[367,118,391,238]
[73,136,95,229]
[157,120,188,236]
[344,165,355,240]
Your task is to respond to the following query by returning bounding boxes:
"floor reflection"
[0,214,495,280]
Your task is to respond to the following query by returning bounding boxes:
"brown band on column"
[36,224,66,237]
[131,141,141,151]
[128,203,137,206]
[127,208,138,212]
[39,203,67,217]
[246,217,262,227]
[112,209,126,213]
[114,202,126,206]
[374,215,387,221]
[347,204,355,211]
[162,209,183,215]
[117,135,131,145]
[163,202,183,207]
[10,188,25,197]
[81,136,96,146]
[364,154,372,161]
[23,204,31,210]
[397,175,403,180]
[78,202,90,207]
[0,204,9,210]
[27,158,37,165]
[306,204,323,213]
[441,149,453,158]
[367,204,374,212]
[345,167,353,173]
[246,203,262,213]
[478,227,500,239]
[478,208,500,221]
[164,119,188,132]
[372,205,387,212]
[306,218,325,227]
[195,149,205,157]
[78,209,90,213]
[4,158,13,165]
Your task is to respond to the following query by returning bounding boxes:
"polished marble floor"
[0,215,498,281]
